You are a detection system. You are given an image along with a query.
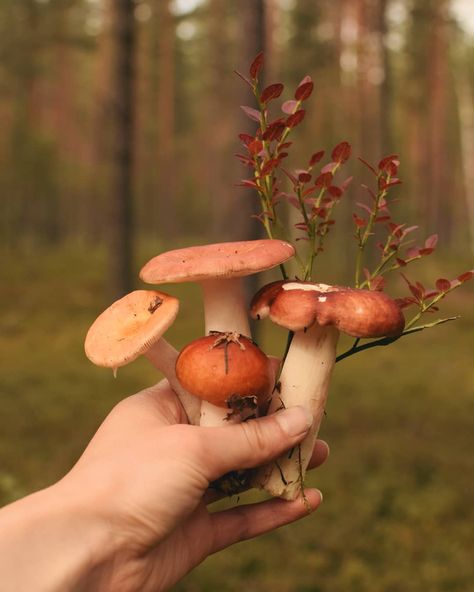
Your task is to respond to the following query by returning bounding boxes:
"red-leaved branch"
[236,52,473,361]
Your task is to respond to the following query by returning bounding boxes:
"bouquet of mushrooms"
[85,238,406,500]
[85,54,473,500]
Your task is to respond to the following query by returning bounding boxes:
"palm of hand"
[65,382,326,591]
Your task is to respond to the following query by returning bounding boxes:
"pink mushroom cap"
[139,239,295,284]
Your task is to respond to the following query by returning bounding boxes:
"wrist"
[0,479,120,591]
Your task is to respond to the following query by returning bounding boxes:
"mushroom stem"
[200,278,251,337]
[199,278,251,427]
[253,324,339,499]
[145,339,201,425]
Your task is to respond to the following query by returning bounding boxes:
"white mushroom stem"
[145,339,201,425]
[200,278,251,337]
[199,277,252,427]
[253,324,339,499]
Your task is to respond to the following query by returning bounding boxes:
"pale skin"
[0,381,329,591]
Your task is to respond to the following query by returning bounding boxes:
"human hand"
[0,381,329,591]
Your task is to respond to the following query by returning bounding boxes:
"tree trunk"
[156,0,177,238]
[108,0,136,297]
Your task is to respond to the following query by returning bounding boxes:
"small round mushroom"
[250,280,405,499]
[140,239,295,426]
[175,333,272,421]
[84,290,200,424]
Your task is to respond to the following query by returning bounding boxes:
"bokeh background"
[1,0,473,590]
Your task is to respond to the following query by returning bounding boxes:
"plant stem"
[336,316,459,363]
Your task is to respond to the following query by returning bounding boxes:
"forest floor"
[1,245,473,591]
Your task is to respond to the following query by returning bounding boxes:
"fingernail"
[275,406,313,437]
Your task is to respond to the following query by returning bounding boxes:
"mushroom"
[175,332,273,421]
[250,280,405,499]
[84,289,201,425]
[139,239,295,426]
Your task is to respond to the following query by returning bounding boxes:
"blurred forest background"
[1,1,473,591]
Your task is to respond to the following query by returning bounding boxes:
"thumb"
[196,406,313,482]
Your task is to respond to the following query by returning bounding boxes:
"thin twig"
[335,316,459,363]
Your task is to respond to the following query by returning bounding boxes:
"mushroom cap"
[251,280,405,338]
[175,334,272,407]
[85,290,179,368]
[139,239,295,284]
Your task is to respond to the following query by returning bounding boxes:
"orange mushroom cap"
[85,290,179,368]
[175,334,272,408]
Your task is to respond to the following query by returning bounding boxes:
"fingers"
[203,439,329,505]
[196,406,313,482]
[209,488,323,554]
[308,438,330,470]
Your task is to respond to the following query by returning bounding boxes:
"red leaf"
[235,153,253,166]
[331,141,352,164]
[358,157,378,176]
[376,215,391,223]
[313,206,328,219]
[458,270,474,283]
[341,176,353,192]
[353,214,367,228]
[328,186,342,198]
[303,187,316,198]
[250,52,264,80]
[370,276,386,291]
[262,121,285,142]
[320,162,336,174]
[309,150,325,166]
[409,284,423,300]
[314,172,333,188]
[419,247,434,256]
[405,247,420,259]
[282,100,298,114]
[395,297,417,309]
[294,222,309,231]
[396,258,407,267]
[297,170,312,183]
[435,278,451,292]
[356,202,373,215]
[386,178,402,187]
[240,105,261,122]
[286,109,305,128]
[260,83,284,103]
[238,133,254,146]
[248,139,263,155]
[234,69,253,88]
[378,154,399,173]
[238,179,258,189]
[424,234,438,249]
[279,142,293,150]
[260,158,280,176]
[295,79,314,101]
